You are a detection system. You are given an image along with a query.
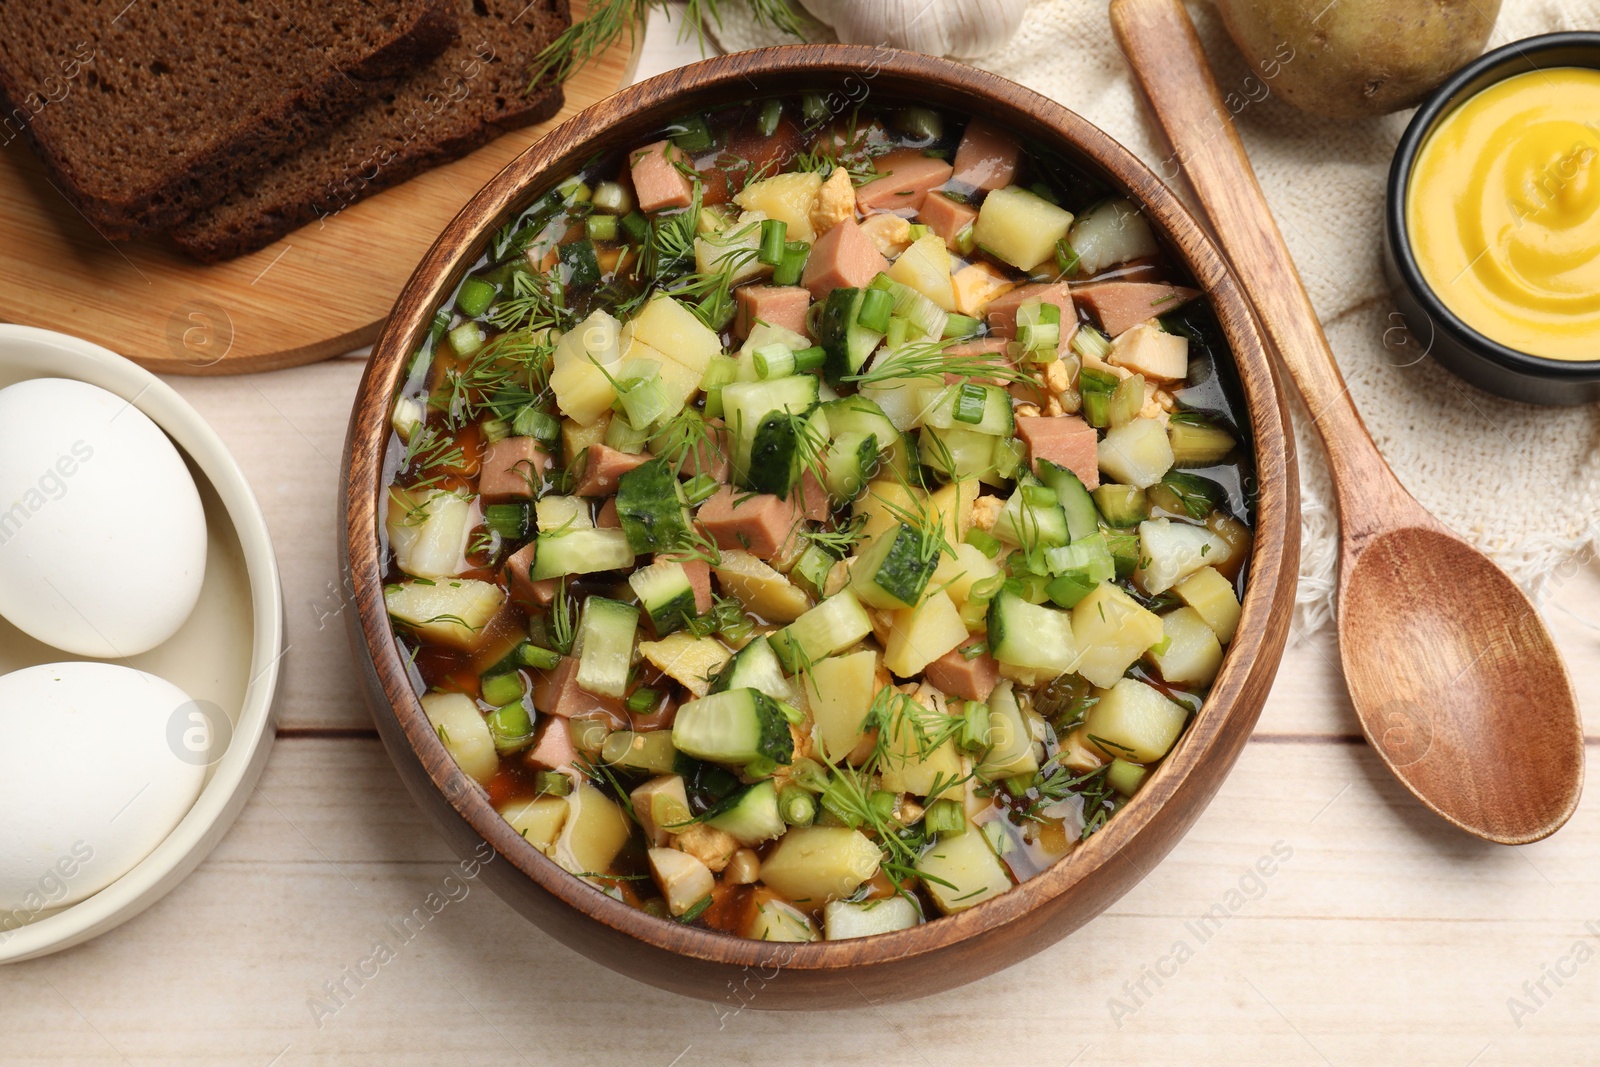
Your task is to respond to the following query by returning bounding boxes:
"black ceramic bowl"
[1385,32,1600,406]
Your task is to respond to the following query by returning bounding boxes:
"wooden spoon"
[1109,0,1584,843]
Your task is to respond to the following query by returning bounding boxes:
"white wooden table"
[3,16,1597,1065]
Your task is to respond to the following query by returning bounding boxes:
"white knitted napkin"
[704,0,1600,637]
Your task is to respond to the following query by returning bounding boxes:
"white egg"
[0,378,207,657]
[0,663,208,912]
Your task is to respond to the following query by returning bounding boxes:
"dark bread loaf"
[0,0,459,239]
[170,0,570,263]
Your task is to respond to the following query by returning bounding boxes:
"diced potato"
[930,541,1001,607]
[853,480,927,546]
[1070,581,1164,688]
[421,692,498,784]
[499,795,569,849]
[1173,565,1242,643]
[1109,321,1189,378]
[386,579,505,651]
[824,896,921,939]
[973,185,1074,271]
[551,309,623,425]
[1068,197,1159,276]
[1056,726,1107,775]
[1148,606,1223,686]
[878,686,963,798]
[748,896,820,942]
[551,784,632,878]
[387,488,472,579]
[696,211,774,288]
[759,827,882,905]
[563,416,609,461]
[805,649,879,763]
[916,818,1012,914]
[648,847,714,916]
[1084,677,1188,763]
[630,775,691,846]
[887,234,957,312]
[734,171,823,243]
[534,494,592,532]
[639,632,732,697]
[630,295,722,377]
[883,591,968,678]
[1136,518,1230,595]
[1098,417,1175,488]
[927,478,978,547]
[951,262,1017,317]
[713,550,812,623]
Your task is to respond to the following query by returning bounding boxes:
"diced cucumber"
[823,431,880,501]
[1106,758,1149,797]
[867,272,949,340]
[615,457,692,553]
[744,405,828,497]
[850,522,941,609]
[535,494,592,532]
[769,588,874,672]
[530,527,636,579]
[824,896,921,940]
[672,688,795,767]
[820,395,912,476]
[574,597,639,699]
[628,559,698,636]
[1094,484,1150,527]
[1169,419,1237,467]
[600,730,680,774]
[923,383,1014,437]
[709,634,795,703]
[919,424,996,481]
[977,680,1039,780]
[706,780,786,845]
[986,588,1078,676]
[722,375,823,491]
[992,483,1070,549]
[1042,534,1117,609]
[1035,461,1099,541]
[815,287,885,386]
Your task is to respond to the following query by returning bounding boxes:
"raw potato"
[1214,0,1502,119]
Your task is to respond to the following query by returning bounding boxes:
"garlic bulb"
[798,0,1026,60]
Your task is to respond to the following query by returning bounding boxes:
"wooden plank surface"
[0,1,633,377]
[2,10,1597,1063]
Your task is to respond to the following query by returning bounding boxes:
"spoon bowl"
[1111,0,1585,843]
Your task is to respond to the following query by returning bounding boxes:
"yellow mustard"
[1407,68,1600,361]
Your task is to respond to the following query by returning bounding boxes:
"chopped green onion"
[1071,324,1112,362]
[801,92,829,124]
[1055,237,1081,277]
[772,240,810,287]
[868,790,897,822]
[556,176,592,202]
[448,321,485,356]
[1029,181,1060,205]
[791,346,826,373]
[536,771,573,796]
[511,642,561,671]
[778,786,817,827]
[669,114,714,153]
[682,473,721,505]
[745,756,779,779]
[428,308,452,347]
[955,222,976,256]
[757,218,788,266]
[479,417,512,444]
[480,670,525,707]
[484,502,530,540]
[455,277,497,317]
[952,383,988,425]
[789,757,830,792]
[895,107,944,143]
[512,406,561,444]
[752,342,795,379]
[923,797,965,836]
[486,702,535,753]
[620,211,649,244]
[856,288,894,333]
[757,98,783,137]
[943,313,981,339]
[586,213,618,241]
[906,223,932,242]
[964,527,1002,558]
[1016,301,1062,360]
[960,700,992,751]
[625,687,659,714]
[1078,367,1120,428]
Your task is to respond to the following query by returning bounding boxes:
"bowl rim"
[345,45,1297,973]
[0,324,284,964]
[1385,30,1600,381]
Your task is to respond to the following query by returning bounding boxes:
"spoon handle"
[1108,0,1416,532]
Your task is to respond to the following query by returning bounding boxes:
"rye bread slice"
[170,0,570,263]
[0,0,459,240]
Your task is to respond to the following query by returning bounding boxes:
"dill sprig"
[802,513,867,557]
[549,578,578,654]
[846,339,1033,390]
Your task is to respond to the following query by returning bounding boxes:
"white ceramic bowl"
[0,325,282,962]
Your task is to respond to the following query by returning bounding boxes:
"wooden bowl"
[341,45,1299,1009]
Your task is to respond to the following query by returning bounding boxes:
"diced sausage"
[680,419,732,482]
[596,497,621,529]
[924,647,1000,702]
[680,557,713,614]
[984,282,1077,358]
[478,436,548,502]
[1016,415,1100,489]
[503,542,549,606]
[629,140,694,213]
[575,445,651,496]
[1097,257,1165,283]
[920,192,978,250]
[951,119,1021,191]
[526,717,577,770]
[735,285,811,339]
[696,486,803,559]
[855,150,954,213]
[1071,281,1201,337]
[801,219,889,299]
[799,471,830,522]
[533,656,628,726]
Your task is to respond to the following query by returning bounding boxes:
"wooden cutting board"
[0,10,634,376]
